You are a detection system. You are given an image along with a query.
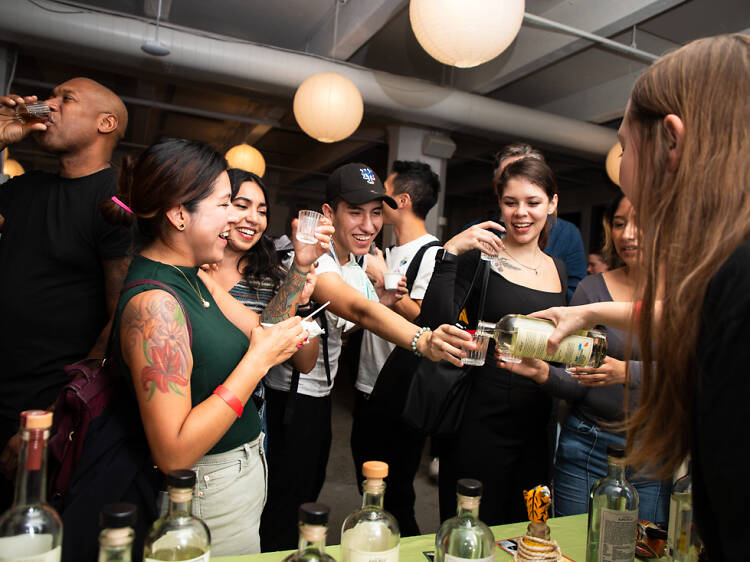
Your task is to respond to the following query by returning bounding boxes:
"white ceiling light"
[410,0,525,68]
[293,72,363,143]
[226,144,266,177]
[605,142,622,186]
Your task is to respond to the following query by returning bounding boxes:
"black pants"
[350,391,426,537]
[260,387,332,552]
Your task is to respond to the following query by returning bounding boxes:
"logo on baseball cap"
[326,163,397,209]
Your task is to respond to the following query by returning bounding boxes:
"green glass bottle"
[586,444,638,562]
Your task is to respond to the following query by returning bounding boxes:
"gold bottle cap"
[20,410,53,429]
[362,461,388,479]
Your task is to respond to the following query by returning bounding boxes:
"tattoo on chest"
[495,258,522,271]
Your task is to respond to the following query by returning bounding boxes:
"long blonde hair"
[626,34,750,477]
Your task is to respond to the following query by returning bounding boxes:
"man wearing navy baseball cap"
[260,162,469,550]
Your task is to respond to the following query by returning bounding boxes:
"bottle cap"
[100,503,137,529]
[607,443,626,458]
[167,469,197,488]
[299,502,329,525]
[362,461,388,479]
[456,478,483,496]
[20,410,53,429]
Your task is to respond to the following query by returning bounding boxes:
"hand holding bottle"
[568,356,626,386]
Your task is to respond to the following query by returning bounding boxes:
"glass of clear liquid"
[296,210,323,244]
[462,320,494,366]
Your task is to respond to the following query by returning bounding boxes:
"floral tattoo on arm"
[121,291,192,401]
[261,264,308,324]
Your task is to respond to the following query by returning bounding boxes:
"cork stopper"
[20,410,53,429]
[362,461,388,479]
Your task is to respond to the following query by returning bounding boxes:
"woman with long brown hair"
[532,34,750,559]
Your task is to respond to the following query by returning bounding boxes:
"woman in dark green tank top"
[101,138,334,555]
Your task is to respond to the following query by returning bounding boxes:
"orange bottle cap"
[20,410,53,429]
[362,461,388,479]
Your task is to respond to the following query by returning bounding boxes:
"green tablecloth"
[216,514,589,561]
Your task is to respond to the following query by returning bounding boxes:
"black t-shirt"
[693,237,750,560]
[0,168,131,440]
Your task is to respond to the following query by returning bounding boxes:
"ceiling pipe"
[0,0,618,157]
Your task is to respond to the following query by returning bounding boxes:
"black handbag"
[370,257,491,437]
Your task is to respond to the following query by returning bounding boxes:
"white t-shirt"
[356,234,441,394]
[264,245,378,398]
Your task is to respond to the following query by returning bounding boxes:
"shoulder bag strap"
[404,240,442,293]
[454,254,486,322]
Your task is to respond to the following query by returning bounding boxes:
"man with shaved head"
[0,77,131,510]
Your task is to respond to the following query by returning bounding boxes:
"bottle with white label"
[283,503,336,562]
[341,461,400,562]
[586,444,639,562]
[143,470,210,561]
[0,410,63,562]
[492,314,607,367]
[435,479,495,562]
[99,503,137,562]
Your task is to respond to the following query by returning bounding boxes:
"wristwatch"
[435,248,458,264]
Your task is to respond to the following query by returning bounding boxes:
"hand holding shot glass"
[296,210,324,244]
[462,320,495,366]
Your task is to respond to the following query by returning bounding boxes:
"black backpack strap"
[404,240,442,293]
[283,306,331,425]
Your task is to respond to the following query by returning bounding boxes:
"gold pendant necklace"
[166,264,210,308]
[502,248,541,275]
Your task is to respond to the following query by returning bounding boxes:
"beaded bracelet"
[411,327,432,357]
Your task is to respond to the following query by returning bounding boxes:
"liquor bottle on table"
[435,479,495,562]
[586,444,639,562]
[283,503,337,562]
[667,471,704,561]
[99,503,137,562]
[0,410,62,562]
[341,461,400,562]
[492,314,607,367]
[143,470,210,561]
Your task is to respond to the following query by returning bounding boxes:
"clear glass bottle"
[667,472,704,561]
[492,314,607,367]
[341,461,400,562]
[143,470,210,561]
[99,503,137,562]
[435,479,495,562]
[586,444,639,562]
[0,410,63,562]
[283,503,337,562]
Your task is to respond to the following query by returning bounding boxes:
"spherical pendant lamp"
[226,144,266,177]
[605,142,622,187]
[293,72,364,143]
[409,0,525,68]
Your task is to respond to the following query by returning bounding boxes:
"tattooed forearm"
[261,264,308,323]
[121,290,192,400]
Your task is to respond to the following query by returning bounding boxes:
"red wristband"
[213,385,244,418]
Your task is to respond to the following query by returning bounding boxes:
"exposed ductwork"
[0,0,618,157]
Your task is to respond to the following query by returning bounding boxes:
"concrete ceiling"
[3,0,749,239]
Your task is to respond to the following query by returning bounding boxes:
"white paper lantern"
[293,72,364,143]
[410,0,525,68]
[605,142,622,187]
[226,144,266,177]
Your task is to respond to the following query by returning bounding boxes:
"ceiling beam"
[304,0,406,60]
[455,0,687,94]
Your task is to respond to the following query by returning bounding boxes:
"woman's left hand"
[298,273,317,306]
[567,356,626,386]
[416,324,473,367]
[494,348,550,384]
[291,217,335,269]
